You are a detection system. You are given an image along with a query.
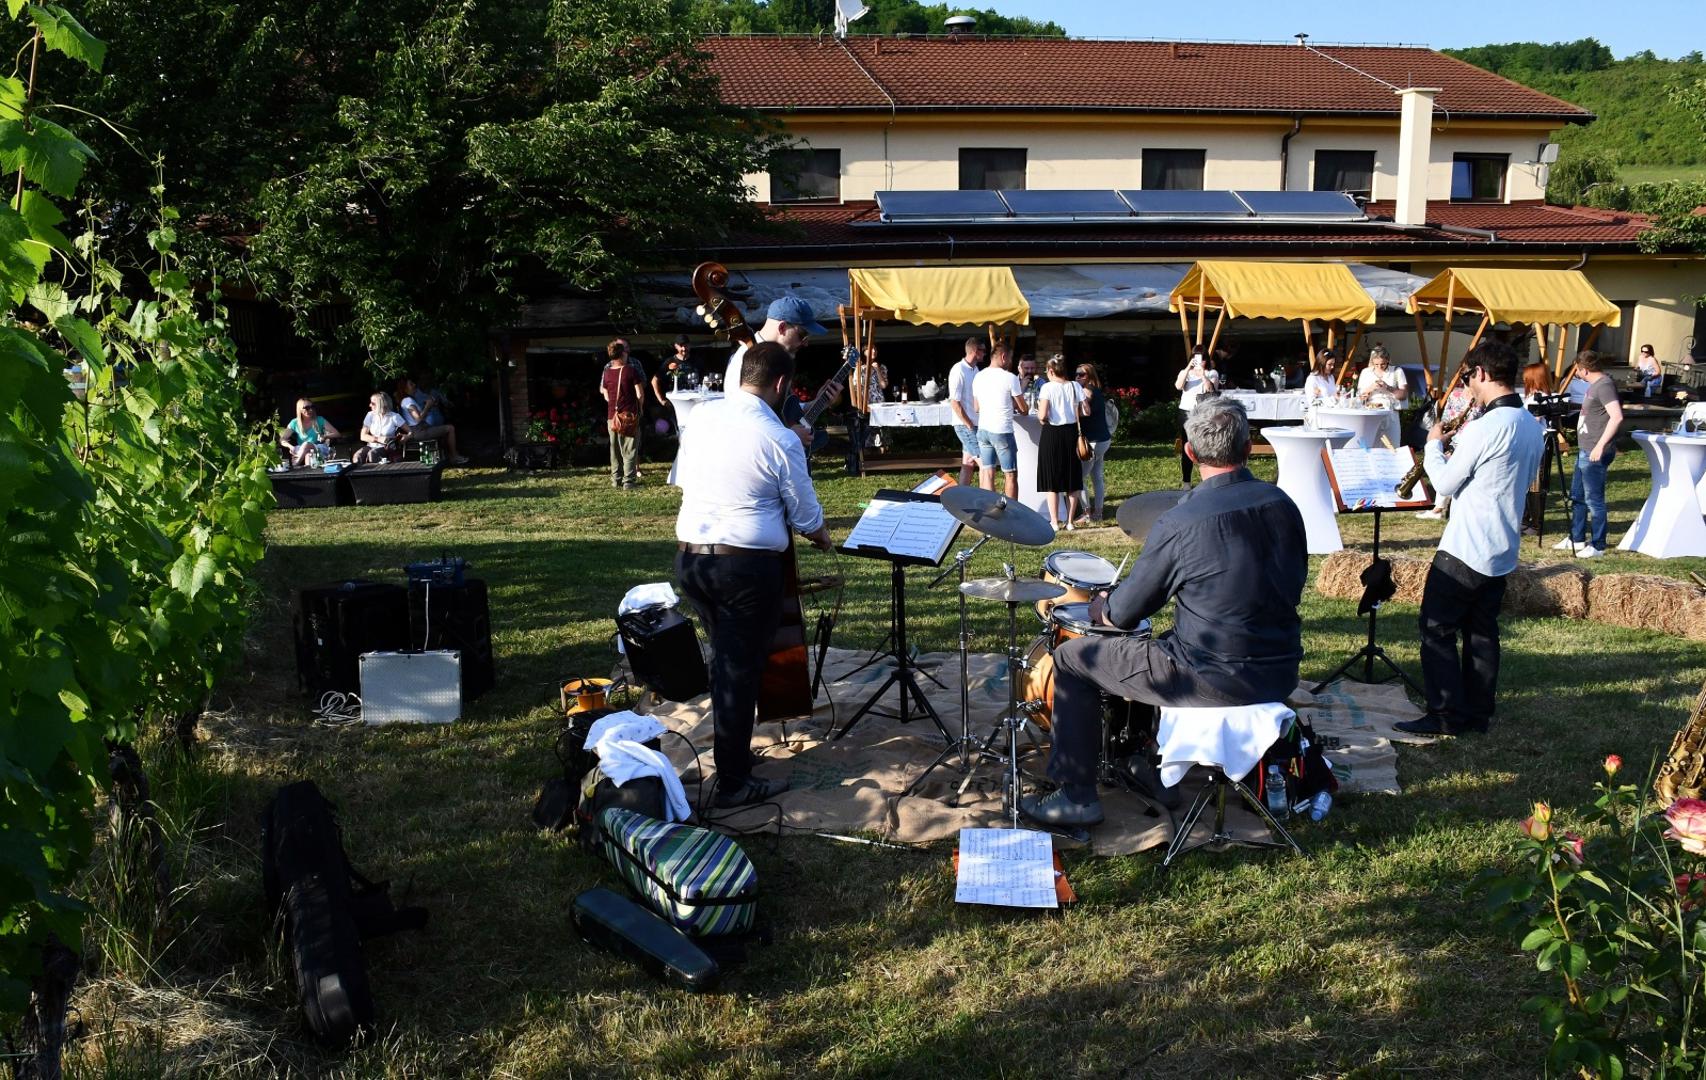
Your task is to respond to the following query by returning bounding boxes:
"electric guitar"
[807,345,863,453]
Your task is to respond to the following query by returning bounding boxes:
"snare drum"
[1036,550,1118,621]
[1019,607,1151,728]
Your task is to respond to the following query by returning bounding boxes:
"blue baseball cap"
[766,296,827,336]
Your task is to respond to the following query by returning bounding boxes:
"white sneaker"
[1576,546,1605,559]
[1414,509,1444,521]
[1552,537,1579,552]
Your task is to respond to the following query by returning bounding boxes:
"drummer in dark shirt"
[1021,397,1309,828]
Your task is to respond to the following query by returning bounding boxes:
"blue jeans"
[1644,374,1663,398]
[976,428,1017,471]
[1570,448,1614,549]
[952,423,980,463]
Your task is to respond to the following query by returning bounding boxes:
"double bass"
[690,262,815,722]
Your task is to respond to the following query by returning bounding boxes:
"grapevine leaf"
[51,315,102,368]
[0,116,95,197]
[0,77,24,122]
[3,0,21,19]
[18,190,67,254]
[25,5,105,72]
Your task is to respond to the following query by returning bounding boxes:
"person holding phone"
[1173,344,1219,486]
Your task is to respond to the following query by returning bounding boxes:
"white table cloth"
[1220,390,1308,422]
[868,401,955,427]
[1618,431,1706,558]
[1312,406,1389,449]
[1263,425,1357,555]
[665,390,722,487]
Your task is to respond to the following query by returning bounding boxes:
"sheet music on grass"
[840,489,961,566]
[955,827,1057,909]
[1322,445,1431,511]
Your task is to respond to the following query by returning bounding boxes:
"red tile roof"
[689,199,1648,261]
[702,37,1592,121]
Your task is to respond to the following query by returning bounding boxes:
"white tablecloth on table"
[1263,425,1356,555]
[1219,390,1308,422]
[1619,431,1706,559]
[665,391,722,487]
[868,402,956,427]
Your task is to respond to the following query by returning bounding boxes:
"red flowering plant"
[1478,754,1706,1078]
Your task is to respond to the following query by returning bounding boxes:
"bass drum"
[1018,609,1152,730]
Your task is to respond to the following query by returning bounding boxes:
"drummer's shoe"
[1116,754,1182,810]
[1394,712,1488,737]
[1019,789,1104,827]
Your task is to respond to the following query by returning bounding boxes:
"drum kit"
[909,486,1172,829]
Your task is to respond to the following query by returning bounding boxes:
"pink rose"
[1560,833,1584,866]
[1604,754,1622,777]
[1521,801,1553,841]
[1665,799,1706,856]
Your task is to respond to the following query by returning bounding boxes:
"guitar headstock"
[691,262,755,346]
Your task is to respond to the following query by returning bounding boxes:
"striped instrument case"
[597,807,758,937]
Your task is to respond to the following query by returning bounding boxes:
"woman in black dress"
[1035,354,1088,530]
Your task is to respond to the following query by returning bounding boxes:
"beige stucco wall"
[749,115,1558,204]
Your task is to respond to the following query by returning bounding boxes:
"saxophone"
[1395,409,1472,499]
[1657,678,1706,805]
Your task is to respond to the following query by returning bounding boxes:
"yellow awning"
[1168,260,1377,324]
[848,267,1030,326]
[1406,268,1621,327]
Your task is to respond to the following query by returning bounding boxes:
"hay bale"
[1506,561,1591,619]
[1314,551,1428,605]
[1587,573,1706,640]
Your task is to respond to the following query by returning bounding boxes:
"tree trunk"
[106,742,170,923]
[13,937,78,1080]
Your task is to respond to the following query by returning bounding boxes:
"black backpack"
[532,707,668,846]
[260,781,428,1047]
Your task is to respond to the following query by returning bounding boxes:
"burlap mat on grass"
[624,648,1416,856]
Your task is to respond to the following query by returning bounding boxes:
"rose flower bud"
[1604,754,1622,776]
[1521,801,1553,842]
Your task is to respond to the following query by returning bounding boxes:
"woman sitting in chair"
[279,398,340,467]
[353,391,408,464]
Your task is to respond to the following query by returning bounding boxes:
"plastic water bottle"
[1307,790,1333,821]
[1264,765,1289,816]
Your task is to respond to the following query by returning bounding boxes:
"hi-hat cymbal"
[1115,489,1189,545]
[960,577,1067,604]
[939,486,1056,546]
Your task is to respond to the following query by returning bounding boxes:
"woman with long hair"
[280,398,339,467]
[354,391,407,464]
[1074,362,1111,524]
[1036,354,1088,530]
[1173,343,1218,486]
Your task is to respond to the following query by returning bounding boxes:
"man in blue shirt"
[1397,341,1545,737]
[1021,397,1308,828]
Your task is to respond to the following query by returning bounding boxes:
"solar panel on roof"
[998,190,1133,218]
[1233,190,1365,219]
[876,190,1009,220]
[1118,190,1251,217]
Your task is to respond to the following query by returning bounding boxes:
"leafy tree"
[1545,152,1620,206]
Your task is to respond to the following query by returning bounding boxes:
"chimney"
[1393,87,1440,227]
[945,15,975,38]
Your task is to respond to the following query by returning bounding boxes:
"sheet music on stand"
[955,827,1058,908]
[1321,445,1433,511]
[840,488,961,566]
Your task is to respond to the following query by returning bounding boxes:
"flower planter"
[504,442,557,470]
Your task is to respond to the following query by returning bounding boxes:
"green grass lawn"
[1612,164,1706,185]
[71,436,1706,1078]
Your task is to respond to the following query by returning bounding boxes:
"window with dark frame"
[1142,148,1207,191]
[1313,150,1375,199]
[770,148,841,204]
[1451,153,1508,202]
[958,148,1027,190]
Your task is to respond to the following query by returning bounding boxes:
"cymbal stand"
[906,534,1001,797]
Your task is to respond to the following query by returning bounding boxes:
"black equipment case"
[408,577,494,700]
[571,887,720,991]
[294,581,410,698]
[617,605,709,703]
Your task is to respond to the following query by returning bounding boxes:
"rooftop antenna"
[835,0,870,39]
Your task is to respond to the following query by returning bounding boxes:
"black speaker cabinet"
[617,605,708,703]
[408,578,494,700]
[295,581,410,698]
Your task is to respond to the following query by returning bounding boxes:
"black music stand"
[835,490,960,743]
[1315,447,1428,695]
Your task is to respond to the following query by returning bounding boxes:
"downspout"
[1279,116,1302,191]
[1568,251,1589,270]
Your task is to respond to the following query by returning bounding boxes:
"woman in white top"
[1355,344,1409,448]
[1636,343,1662,398]
[1036,355,1089,530]
[1173,344,1219,486]
[1302,352,1339,402]
[355,391,408,464]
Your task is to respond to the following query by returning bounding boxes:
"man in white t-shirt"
[971,344,1029,498]
[946,336,987,486]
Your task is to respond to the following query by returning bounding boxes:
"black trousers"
[1417,550,1508,728]
[675,551,783,791]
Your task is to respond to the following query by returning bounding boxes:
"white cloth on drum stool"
[1155,702,1295,789]
[585,711,691,822]
[614,583,680,655]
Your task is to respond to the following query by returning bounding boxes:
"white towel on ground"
[584,710,691,822]
[1155,702,1294,789]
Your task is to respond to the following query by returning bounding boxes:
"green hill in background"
[1445,39,1706,180]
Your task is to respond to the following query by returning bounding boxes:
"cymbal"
[960,577,1068,604]
[1115,489,1189,545]
[939,486,1056,546]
